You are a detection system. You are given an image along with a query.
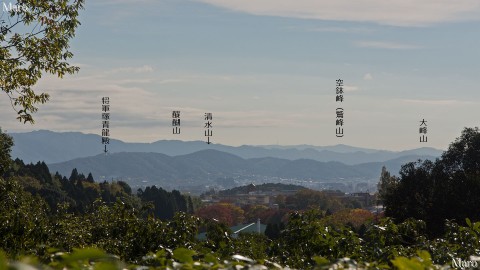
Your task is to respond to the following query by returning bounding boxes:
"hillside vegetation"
[1,128,480,269]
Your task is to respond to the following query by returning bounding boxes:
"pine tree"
[377,166,397,203]
[86,173,94,183]
[69,168,79,182]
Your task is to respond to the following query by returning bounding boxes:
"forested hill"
[215,183,307,196]
[4,158,194,220]
[47,149,436,190]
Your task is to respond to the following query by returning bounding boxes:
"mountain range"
[9,130,443,165]
[47,149,436,192]
[9,130,443,193]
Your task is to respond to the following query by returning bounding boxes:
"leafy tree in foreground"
[1,0,84,123]
[0,177,49,256]
[384,127,480,235]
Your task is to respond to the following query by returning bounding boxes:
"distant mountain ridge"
[47,149,437,193]
[10,130,443,165]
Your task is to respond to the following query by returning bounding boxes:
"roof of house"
[231,223,267,234]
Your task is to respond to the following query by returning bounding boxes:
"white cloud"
[93,0,157,6]
[355,41,421,50]
[108,65,154,74]
[210,96,223,101]
[401,99,473,106]
[306,26,374,34]
[71,63,91,68]
[134,65,154,73]
[213,110,309,128]
[194,0,480,26]
[344,85,359,92]
[364,73,373,80]
[158,79,184,85]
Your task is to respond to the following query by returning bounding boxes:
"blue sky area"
[1,0,480,150]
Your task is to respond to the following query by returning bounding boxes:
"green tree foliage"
[286,189,345,212]
[12,160,53,184]
[0,177,49,256]
[203,219,234,257]
[0,128,13,175]
[377,165,398,203]
[86,172,94,183]
[137,186,189,220]
[68,168,79,182]
[265,222,284,240]
[3,160,140,214]
[384,127,480,235]
[0,0,84,123]
[3,173,480,269]
[384,160,436,223]
[233,233,269,261]
[270,209,362,268]
[4,127,480,269]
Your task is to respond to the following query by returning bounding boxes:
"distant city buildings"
[201,185,376,210]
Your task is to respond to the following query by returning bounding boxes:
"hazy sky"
[2,0,480,151]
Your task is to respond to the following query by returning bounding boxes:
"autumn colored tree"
[195,203,245,226]
[320,208,375,230]
[244,204,268,222]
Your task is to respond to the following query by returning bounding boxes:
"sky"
[1,0,480,151]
